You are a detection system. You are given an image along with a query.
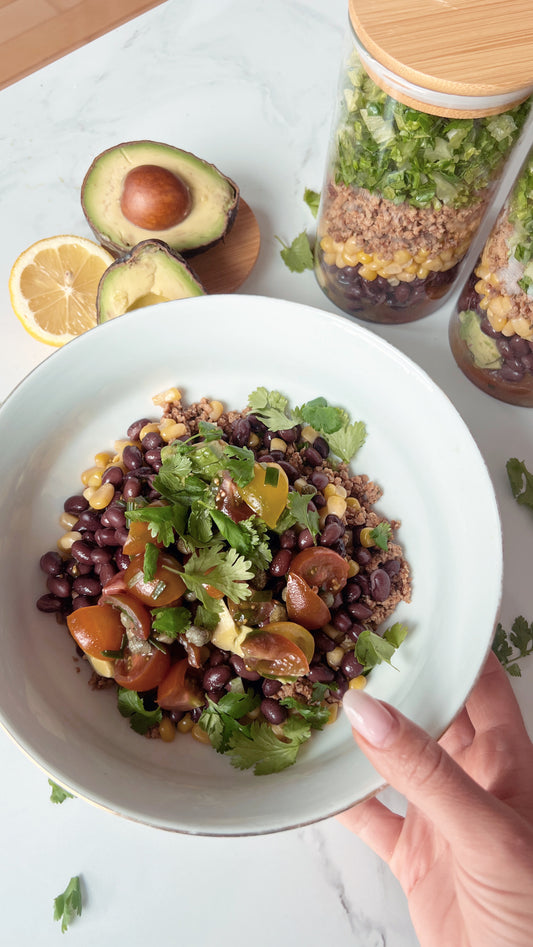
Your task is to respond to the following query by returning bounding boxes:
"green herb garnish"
[507,457,533,511]
[53,876,82,933]
[276,231,314,272]
[48,779,74,805]
[493,616,533,676]
[370,522,392,551]
[117,688,162,735]
[143,542,159,582]
[354,622,408,673]
[303,187,321,218]
[151,605,191,638]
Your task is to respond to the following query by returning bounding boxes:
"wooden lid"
[349,0,533,102]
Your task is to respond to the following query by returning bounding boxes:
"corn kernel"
[349,675,367,690]
[335,252,347,269]
[82,486,96,502]
[59,512,78,530]
[301,425,319,443]
[334,484,348,498]
[501,320,518,337]
[510,317,533,340]
[152,387,181,406]
[417,266,429,280]
[323,623,343,641]
[323,252,337,266]
[381,262,402,276]
[139,422,160,442]
[359,265,378,281]
[191,723,211,744]
[159,717,176,742]
[248,432,260,448]
[89,482,115,510]
[475,279,487,295]
[57,531,82,552]
[358,251,373,264]
[177,713,194,734]
[326,494,347,519]
[394,249,412,265]
[113,439,135,461]
[94,451,114,468]
[159,419,187,443]
[326,704,339,725]
[487,309,508,332]
[347,559,360,578]
[359,526,374,547]
[414,249,429,262]
[320,235,337,253]
[405,263,418,274]
[208,400,224,421]
[488,295,512,319]
[478,297,489,310]
[326,647,344,669]
[323,483,337,498]
[81,465,102,487]
[345,237,359,253]
[269,437,287,453]
[342,249,359,266]
[346,496,361,511]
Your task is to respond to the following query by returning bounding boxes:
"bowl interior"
[0,295,502,834]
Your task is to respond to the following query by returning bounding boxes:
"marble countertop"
[1,1,532,943]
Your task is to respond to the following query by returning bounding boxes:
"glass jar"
[315,0,533,324]
[449,148,533,406]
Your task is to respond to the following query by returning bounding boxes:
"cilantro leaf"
[493,616,533,676]
[143,543,159,582]
[327,419,367,462]
[48,779,74,804]
[126,503,187,546]
[247,387,295,431]
[275,490,320,539]
[53,876,82,933]
[354,623,408,673]
[276,231,314,273]
[221,443,255,487]
[182,542,254,605]
[227,718,311,775]
[297,396,343,434]
[199,690,260,753]
[151,605,191,638]
[303,187,321,218]
[117,688,162,734]
[280,695,331,729]
[507,458,533,511]
[370,522,392,551]
[194,601,223,631]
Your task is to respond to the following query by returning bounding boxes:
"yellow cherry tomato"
[237,462,289,528]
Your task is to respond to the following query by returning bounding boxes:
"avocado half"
[81,140,240,256]
[96,240,205,323]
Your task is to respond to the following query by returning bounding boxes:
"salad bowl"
[0,295,502,835]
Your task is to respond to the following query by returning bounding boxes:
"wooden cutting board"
[0,0,167,91]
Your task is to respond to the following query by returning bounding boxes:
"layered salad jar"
[449,149,533,406]
[315,0,533,325]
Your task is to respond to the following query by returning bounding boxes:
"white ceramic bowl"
[0,296,502,835]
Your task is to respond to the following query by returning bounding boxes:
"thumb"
[342,688,508,849]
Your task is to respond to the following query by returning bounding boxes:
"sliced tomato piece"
[67,604,124,659]
[99,592,151,640]
[124,552,186,607]
[237,462,289,528]
[240,621,314,680]
[114,645,171,691]
[156,658,204,711]
[285,572,331,630]
[122,519,164,557]
[290,547,349,593]
[215,473,254,523]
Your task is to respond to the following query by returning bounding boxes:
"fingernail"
[342,689,398,748]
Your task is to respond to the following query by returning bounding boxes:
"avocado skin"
[81,140,240,257]
[96,239,205,323]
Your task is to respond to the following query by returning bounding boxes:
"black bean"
[522,353,533,372]
[297,528,313,549]
[122,478,142,500]
[190,707,204,723]
[348,602,373,621]
[310,470,329,490]
[353,546,372,566]
[95,527,118,547]
[70,595,95,611]
[64,494,89,515]
[314,493,326,509]
[341,652,363,679]
[36,593,63,613]
[230,417,251,447]
[280,528,298,549]
[269,450,286,463]
[334,673,349,697]
[145,448,162,469]
[315,631,337,653]
[46,575,71,598]
[344,580,362,603]
[203,665,232,692]
[208,648,229,667]
[370,568,391,602]
[355,575,370,596]
[70,540,94,564]
[346,622,364,643]
[101,465,124,487]
[509,336,531,357]
[279,425,300,443]
[313,436,329,458]
[115,551,130,571]
[277,460,299,482]
[247,415,267,436]
[269,548,293,577]
[257,453,273,464]
[100,506,126,529]
[122,445,144,470]
[73,575,101,597]
[90,547,112,564]
[114,527,130,546]
[76,510,102,532]
[262,679,282,697]
[320,521,344,546]
[141,431,163,450]
[127,418,151,440]
[260,698,287,725]
[383,559,401,576]
[99,563,118,588]
[332,609,352,634]
[230,654,261,681]
[307,664,335,683]
[39,551,64,576]
[501,365,524,382]
[303,446,323,467]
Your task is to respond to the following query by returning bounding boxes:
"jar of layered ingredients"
[449,149,533,406]
[315,0,533,324]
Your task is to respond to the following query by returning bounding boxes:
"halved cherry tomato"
[237,462,289,529]
[285,572,331,630]
[216,473,254,523]
[240,621,315,680]
[99,592,151,640]
[124,552,186,607]
[67,604,124,659]
[290,547,349,593]
[156,658,204,711]
[114,645,171,691]
[122,519,164,557]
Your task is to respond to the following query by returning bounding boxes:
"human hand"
[338,651,533,947]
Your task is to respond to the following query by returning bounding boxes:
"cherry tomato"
[240,621,314,680]
[122,519,164,557]
[216,474,254,523]
[156,658,204,711]
[285,572,331,630]
[67,604,124,659]
[100,592,151,640]
[114,645,171,691]
[124,552,186,606]
[290,547,349,593]
[237,462,289,529]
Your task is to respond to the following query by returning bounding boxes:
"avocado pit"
[120,164,192,231]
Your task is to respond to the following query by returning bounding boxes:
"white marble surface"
[1,0,532,943]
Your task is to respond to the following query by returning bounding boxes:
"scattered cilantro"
[227,717,311,775]
[264,465,280,488]
[493,616,533,676]
[276,231,314,272]
[125,503,187,546]
[326,419,366,463]
[370,522,392,551]
[354,622,408,673]
[275,490,320,540]
[182,543,254,607]
[117,688,162,735]
[53,876,82,933]
[199,690,261,753]
[506,458,533,511]
[143,542,159,582]
[303,187,321,218]
[151,605,191,638]
[280,695,331,729]
[48,779,74,805]
[247,387,295,431]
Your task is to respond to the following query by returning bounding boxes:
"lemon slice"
[9,235,114,346]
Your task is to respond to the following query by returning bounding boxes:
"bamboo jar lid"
[349,0,533,115]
